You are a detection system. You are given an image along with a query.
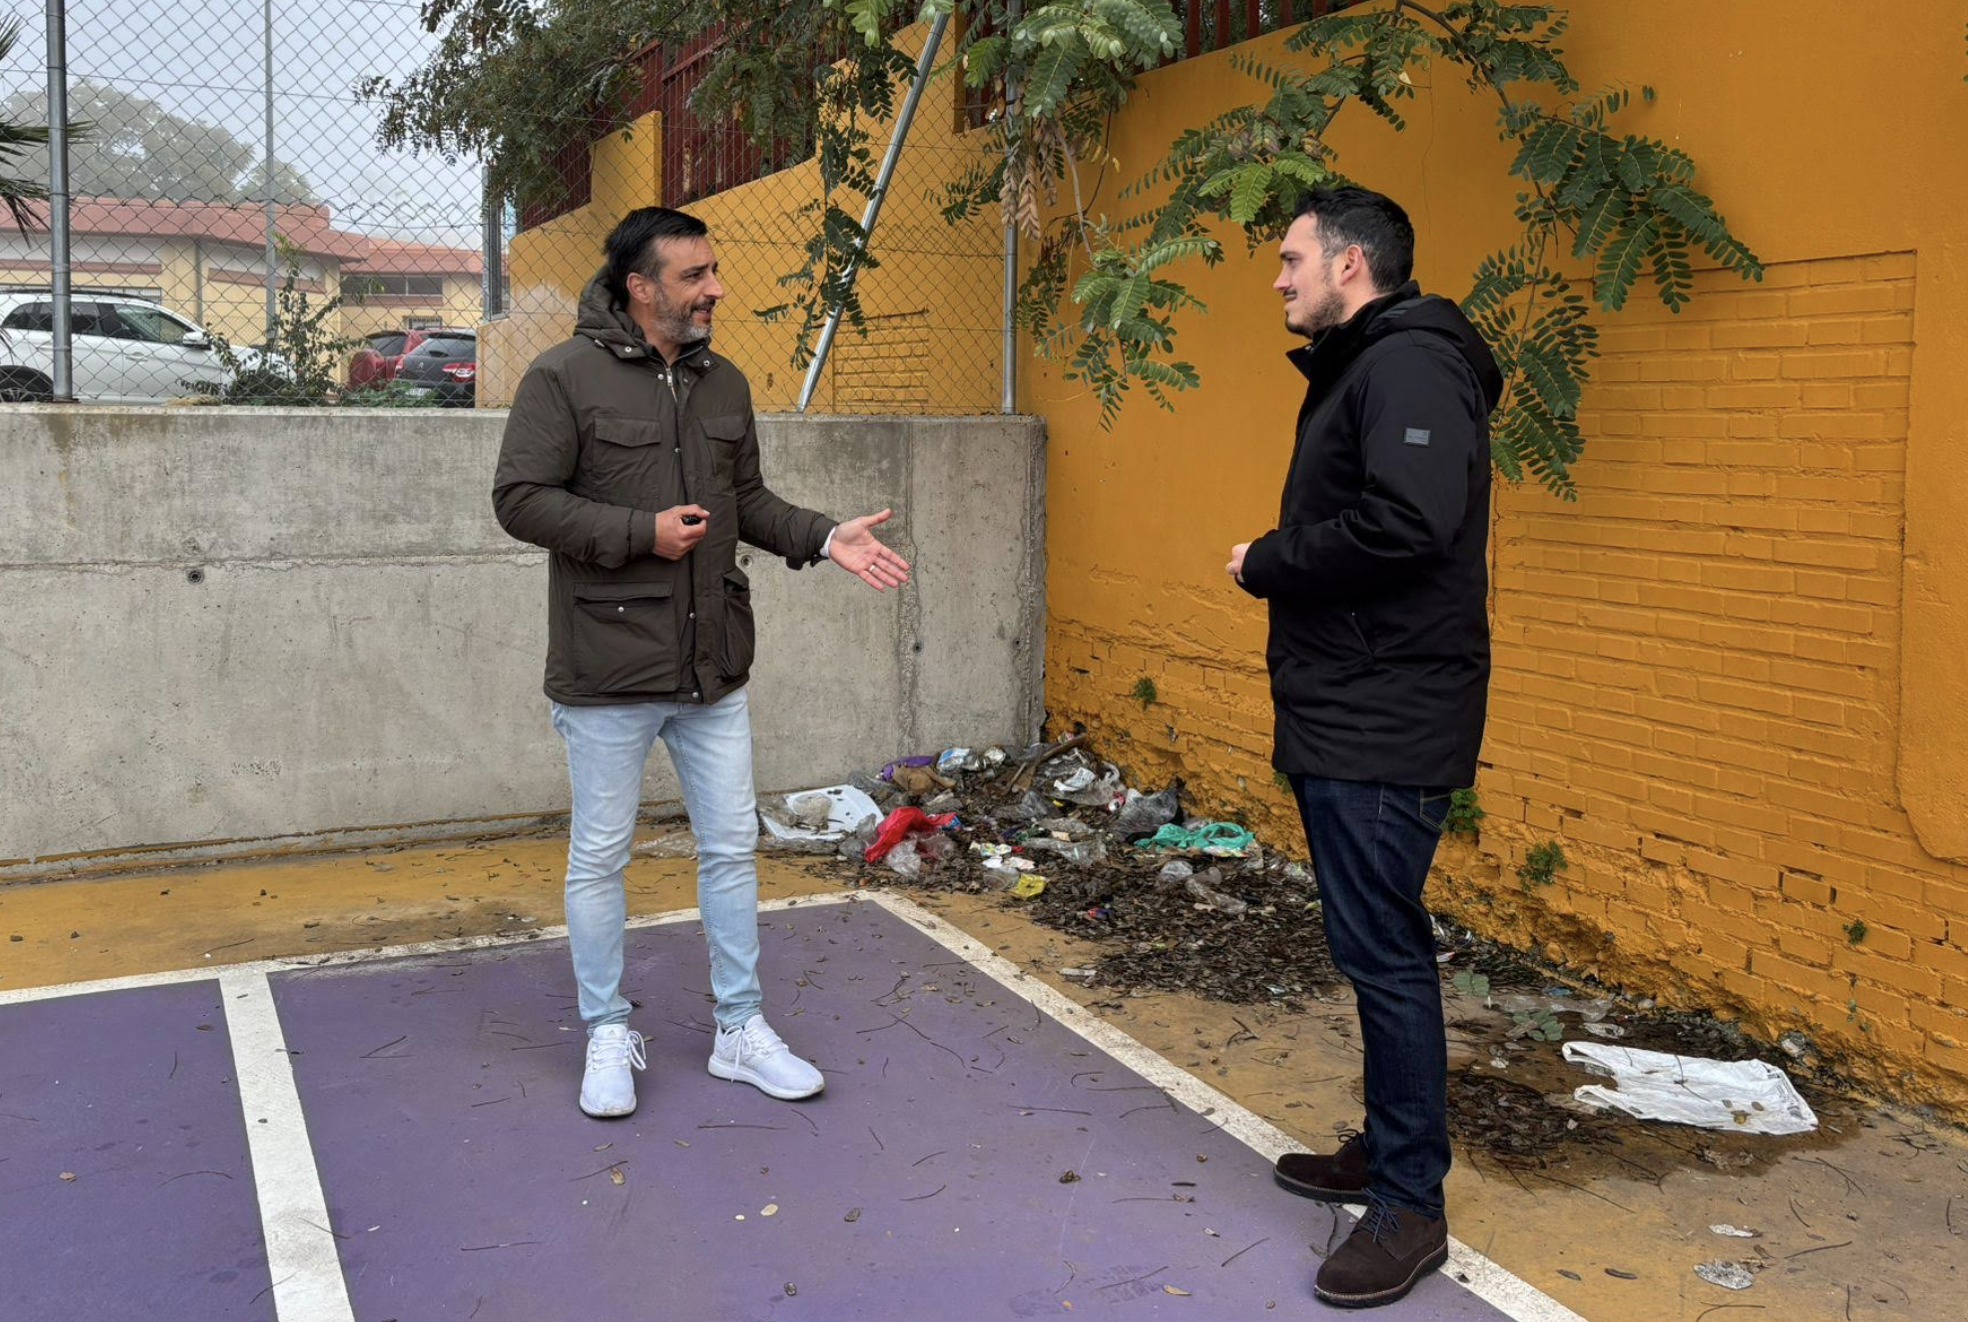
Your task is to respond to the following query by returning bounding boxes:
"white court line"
[219,968,358,1322]
[858,890,1592,1322]
[0,895,832,1007]
[8,888,1588,1322]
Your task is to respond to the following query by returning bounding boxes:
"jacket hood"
[1364,284,1505,413]
[1294,281,1505,414]
[574,267,647,352]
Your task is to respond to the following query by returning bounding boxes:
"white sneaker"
[579,1024,646,1118]
[708,1014,825,1100]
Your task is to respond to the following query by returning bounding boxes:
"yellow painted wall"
[478,25,1001,413]
[1028,2,1968,1110]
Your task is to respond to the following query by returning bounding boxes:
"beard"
[654,295,715,346]
[1284,282,1346,338]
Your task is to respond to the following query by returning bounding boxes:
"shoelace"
[588,1029,646,1072]
[1359,1199,1402,1245]
[734,1018,789,1060]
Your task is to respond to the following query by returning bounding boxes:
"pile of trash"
[757,738,1826,1133]
[757,735,1335,1006]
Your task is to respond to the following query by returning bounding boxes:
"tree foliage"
[369,0,1763,494]
[1,79,315,209]
[1090,1,1762,493]
[0,18,92,230]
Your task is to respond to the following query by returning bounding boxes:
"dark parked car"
[346,327,474,392]
[391,331,477,407]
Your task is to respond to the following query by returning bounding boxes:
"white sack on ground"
[1561,1042,1818,1135]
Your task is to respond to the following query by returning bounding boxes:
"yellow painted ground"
[2,835,1961,1321]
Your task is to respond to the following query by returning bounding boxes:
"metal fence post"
[1001,0,1020,415]
[795,13,950,413]
[44,0,72,401]
[262,0,277,337]
[481,184,504,319]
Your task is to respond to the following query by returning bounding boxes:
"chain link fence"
[0,2,1011,414]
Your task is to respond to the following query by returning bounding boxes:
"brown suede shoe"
[1272,1129,1370,1202]
[1314,1203,1450,1309]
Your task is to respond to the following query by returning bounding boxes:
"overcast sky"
[2,0,487,246]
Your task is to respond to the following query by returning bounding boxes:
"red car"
[347,327,476,391]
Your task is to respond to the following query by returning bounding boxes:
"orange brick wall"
[1437,253,1968,1101]
[1046,252,1966,1107]
[1029,6,1968,1113]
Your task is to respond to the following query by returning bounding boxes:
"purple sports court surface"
[1,893,1580,1322]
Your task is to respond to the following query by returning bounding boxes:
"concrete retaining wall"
[0,406,1044,874]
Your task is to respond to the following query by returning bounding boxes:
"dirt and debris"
[811,734,1867,1167]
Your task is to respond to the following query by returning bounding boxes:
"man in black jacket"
[1228,187,1502,1309]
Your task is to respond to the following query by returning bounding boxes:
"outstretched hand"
[830,509,911,591]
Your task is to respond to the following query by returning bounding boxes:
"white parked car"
[0,292,291,403]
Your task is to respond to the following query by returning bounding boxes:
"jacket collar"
[1285,280,1424,388]
[573,266,719,375]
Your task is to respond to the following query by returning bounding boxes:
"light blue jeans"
[550,688,762,1031]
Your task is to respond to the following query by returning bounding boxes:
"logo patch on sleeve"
[1403,427,1432,447]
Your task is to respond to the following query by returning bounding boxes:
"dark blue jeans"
[1290,775,1454,1219]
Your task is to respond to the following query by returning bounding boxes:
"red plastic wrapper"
[862,806,958,863]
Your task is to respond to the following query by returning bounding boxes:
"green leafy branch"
[1074,0,1762,491]
[369,2,1763,495]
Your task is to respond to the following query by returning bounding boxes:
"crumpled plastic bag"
[1155,859,1195,886]
[1138,821,1256,857]
[997,790,1054,823]
[1045,760,1124,808]
[863,807,958,864]
[1112,785,1181,838]
[935,747,985,777]
[883,830,957,878]
[1183,867,1247,916]
[1562,1042,1818,1135]
[1020,835,1107,868]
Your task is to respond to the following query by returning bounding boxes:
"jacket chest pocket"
[699,412,747,484]
[584,415,668,493]
[571,580,679,695]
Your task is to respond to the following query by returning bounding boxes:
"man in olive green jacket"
[493,206,909,1118]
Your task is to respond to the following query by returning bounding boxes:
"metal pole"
[1000,0,1020,414]
[481,178,504,318]
[795,13,949,413]
[263,0,276,337]
[45,0,72,401]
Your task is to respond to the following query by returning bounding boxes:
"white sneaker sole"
[579,1093,637,1119]
[707,1057,825,1101]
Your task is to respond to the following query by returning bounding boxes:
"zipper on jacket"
[663,355,701,699]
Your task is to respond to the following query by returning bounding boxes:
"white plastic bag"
[1562,1042,1817,1135]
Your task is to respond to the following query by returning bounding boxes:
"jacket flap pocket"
[701,412,749,442]
[574,581,674,603]
[593,415,662,447]
[722,566,751,592]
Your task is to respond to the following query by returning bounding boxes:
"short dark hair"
[604,206,710,304]
[1292,187,1415,293]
